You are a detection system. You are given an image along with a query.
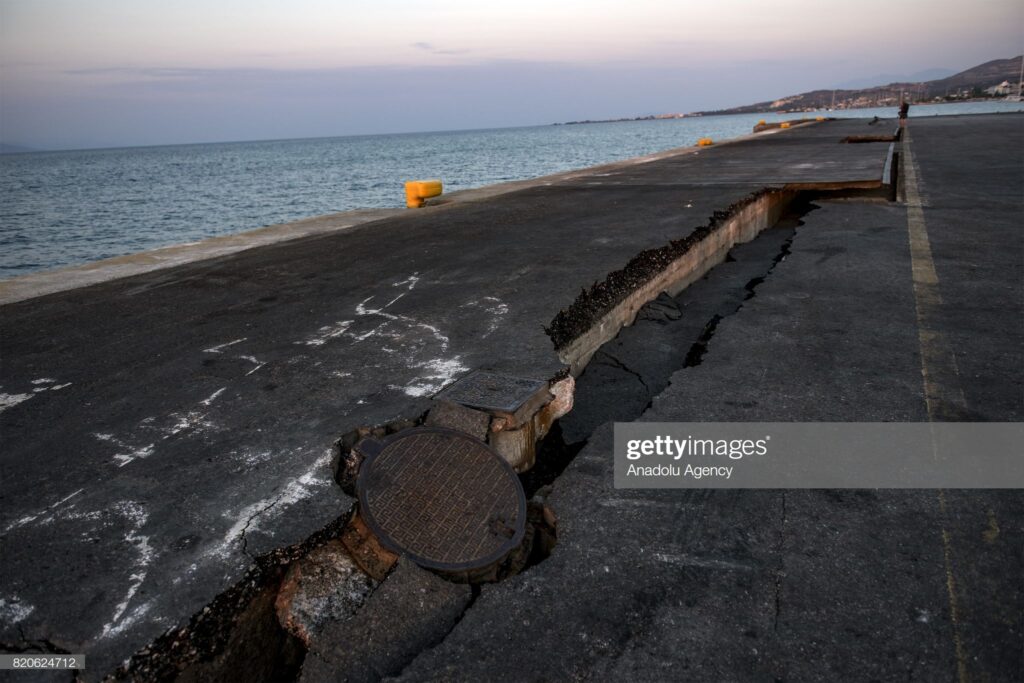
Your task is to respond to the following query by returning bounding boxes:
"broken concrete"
[2,116,996,679]
[426,372,574,472]
[299,559,472,683]
[423,401,489,442]
[275,540,375,646]
[559,210,801,445]
[339,515,399,582]
[390,117,1024,681]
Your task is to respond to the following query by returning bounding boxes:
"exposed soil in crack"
[110,513,352,682]
[545,189,779,350]
[520,423,586,499]
[682,206,799,370]
[553,198,816,448]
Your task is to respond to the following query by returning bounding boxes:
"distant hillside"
[699,56,1024,114]
[835,68,955,90]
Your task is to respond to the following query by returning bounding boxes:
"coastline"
[0,121,803,307]
[561,97,1024,125]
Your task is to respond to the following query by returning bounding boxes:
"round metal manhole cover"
[356,427,526,572]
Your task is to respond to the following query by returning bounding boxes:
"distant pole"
[1018,54,1023,98]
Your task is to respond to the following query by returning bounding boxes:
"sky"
[1,0,1021,150]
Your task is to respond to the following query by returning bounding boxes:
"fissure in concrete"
[107,182,888,683]
[548,189,796,374]
[554,199,812,448]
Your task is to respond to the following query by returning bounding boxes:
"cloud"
[410,42,470,56]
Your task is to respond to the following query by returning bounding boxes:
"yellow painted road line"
[902,129,968,421]
[902,128,970,683]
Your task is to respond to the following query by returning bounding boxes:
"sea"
[2,100,1021,280]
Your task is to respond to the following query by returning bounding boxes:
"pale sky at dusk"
[1,0,1021,149]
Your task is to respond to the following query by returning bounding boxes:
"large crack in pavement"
[390,196,828,674]
[106,191,863,683]
[556,198,816,448]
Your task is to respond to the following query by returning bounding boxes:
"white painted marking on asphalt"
[392,356,469,397]
[462,296,509,336]
[384,291,408,308]
[8,495,159,640]
[4,513,41,532]
[0,392,33,412]
[238,356,266,375]
[95,433,157,467]
[2,488,85,533]
[55,489,85,509]
[653,553,752,571]
[237,450,274,467]
[0,598,35,624]
[31,381,71,394]
[203,338,247,353]
[211,450,333,559]
[164,410,214,438]
[200,387,226,406]
[393,273,420,289]
[352,296,451,350]
[30,378,56,385]
[298,320,354,346]
[100,501,154,639]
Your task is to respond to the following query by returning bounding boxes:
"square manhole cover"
[436,370,547,413]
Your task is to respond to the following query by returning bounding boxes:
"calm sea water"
[2,100,1021,279]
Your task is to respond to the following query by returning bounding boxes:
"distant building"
[984,81,1013,96]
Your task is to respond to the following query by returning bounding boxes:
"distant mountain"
[698,56,1024,115]
[835,68,955,90]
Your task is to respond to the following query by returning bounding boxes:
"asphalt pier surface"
[1,114,1020,681]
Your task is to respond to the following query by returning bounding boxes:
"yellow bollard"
[404,179,443,208]
[780,122,791,129]
[816,116,825,121]
[757,119,766,125]
[697,137,713,146]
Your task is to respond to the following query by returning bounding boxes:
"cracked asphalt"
[1,114,1019,681]
[392,114,1023,682]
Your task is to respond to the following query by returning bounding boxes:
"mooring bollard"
[404,179,443,208]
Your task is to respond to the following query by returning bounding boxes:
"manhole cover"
[435,370,547,413]
[356,427,526,572]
